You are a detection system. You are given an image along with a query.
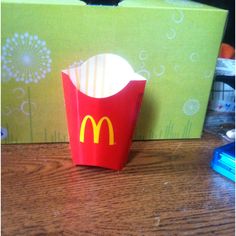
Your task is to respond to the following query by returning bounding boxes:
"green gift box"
[1,0,227,143]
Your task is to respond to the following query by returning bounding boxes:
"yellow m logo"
[80,115,115,145]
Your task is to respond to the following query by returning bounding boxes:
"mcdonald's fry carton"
[1,0,227,143]
[62,54,146,170]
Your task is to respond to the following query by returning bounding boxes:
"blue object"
[211,142,235,181]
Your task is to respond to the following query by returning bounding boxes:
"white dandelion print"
[166,28,176,40]
[137,68,151,80]
[137,50,151,81]
[20,100,37,116]
[153,65,165,77]
[69,60,83,69]
[1,66,11,82]
[172,10,184,24]
[1,32,52,83]
[183,99,200,116]
[189,52,199,62]
[139,50,148,61]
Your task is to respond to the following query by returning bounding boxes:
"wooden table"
[2,133,235,235]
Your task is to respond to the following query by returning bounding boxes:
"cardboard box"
[1,0,227,143]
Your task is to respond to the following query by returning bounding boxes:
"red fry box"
[62,54,146,170]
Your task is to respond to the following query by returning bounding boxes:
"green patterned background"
[1,0,227,143]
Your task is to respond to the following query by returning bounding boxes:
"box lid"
[2,0,86,5]
[119,0,226,11]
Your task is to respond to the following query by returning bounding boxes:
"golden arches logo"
[80,115,115,145]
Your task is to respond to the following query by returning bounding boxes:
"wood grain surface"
[2,133,235,236]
